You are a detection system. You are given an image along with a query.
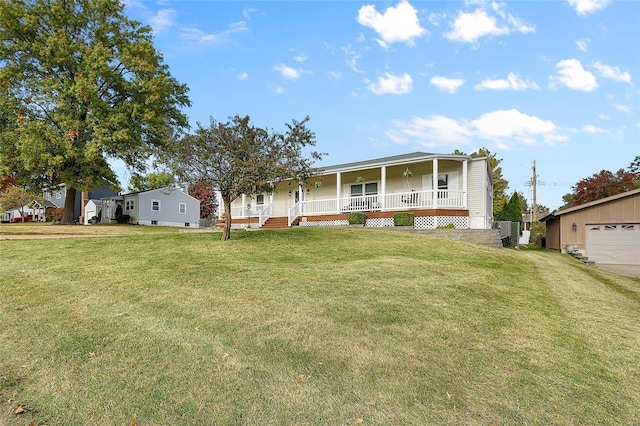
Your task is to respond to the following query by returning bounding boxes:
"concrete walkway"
[596,264,640,278]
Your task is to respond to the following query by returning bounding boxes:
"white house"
[223,151,493,230]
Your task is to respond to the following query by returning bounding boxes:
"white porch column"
[432,158,438,210]
[241,193,246,218]
[462,159,468,209]
[299,184,303,214]
[380,166,386,211]
[336,172,342,214]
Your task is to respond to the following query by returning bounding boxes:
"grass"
[0,226,639,425]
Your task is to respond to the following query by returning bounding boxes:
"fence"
[492,221,520,249]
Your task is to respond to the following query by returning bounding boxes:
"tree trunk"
[60,186,76,224]
[222,196,232,241]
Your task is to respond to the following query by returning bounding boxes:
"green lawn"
[1,227,638,425]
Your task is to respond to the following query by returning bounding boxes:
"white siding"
[467,158,491,229]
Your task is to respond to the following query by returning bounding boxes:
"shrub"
[348,212,366,225]
[529,221,546,245]
[437,223,455,229]
[394,212,414,227]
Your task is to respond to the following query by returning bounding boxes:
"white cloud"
[386,109,565,148]
[549,59,598,92]
[591,61,632,84]
[568,124,607,134]
[328,71,341,79]
[273,64,304,81]
[387,114,473,146]
[430,76,466,94]
[445,9,508,43]
[243,7,257,20]
[181,20,248,44]
[367,73,413,95]
[236,72,248,81]
[575,38,590,52]
[269,84,284,94]
[471,109,565,146]
[444,3,533,44]
[474,73,540,91]
[342,45,364,74]
[568,0,612,16]
[357,0,427,46]
[149,9,177,33]
[293,54,308,63]
[612,104,631,113]
[598,114,610,120]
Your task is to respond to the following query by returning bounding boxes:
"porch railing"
[288,201,302,227]
[258,203,273,228]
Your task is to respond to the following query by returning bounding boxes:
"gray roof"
[317,151,470,174]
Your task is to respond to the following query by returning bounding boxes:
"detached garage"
[541,188,640,266]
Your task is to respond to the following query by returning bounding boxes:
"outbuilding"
[540,188,640,265]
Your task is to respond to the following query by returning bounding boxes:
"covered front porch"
[224,153,487,229]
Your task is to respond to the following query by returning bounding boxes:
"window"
[151,220,158,225]
[151,200,160,212]
[438,175,448,190]
[184,222,190,227]
[622,225,635,231]
[179,202,186,214]
[604,225,617,231]
[256,194,264,205]
[350,182,378,197]
[125,200,135,211]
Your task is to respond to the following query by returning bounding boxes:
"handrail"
[288,201,301,227]
[258,203,273,228]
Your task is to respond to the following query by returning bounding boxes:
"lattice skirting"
[365,218,394,227]
[299,219,349,227]
[415,215,469,229]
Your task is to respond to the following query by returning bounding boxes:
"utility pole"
[532,160,537,222]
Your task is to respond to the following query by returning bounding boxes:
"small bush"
[348,212,366,225]
[394,212,414,227]
[437,223,455,229]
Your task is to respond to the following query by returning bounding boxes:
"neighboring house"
[43,183,118,222]
[1,200,46,223]
[540,187,640,265]
[101,187,200,228]
[224,151,493,230]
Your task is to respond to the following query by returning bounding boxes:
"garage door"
[586,224,640,265]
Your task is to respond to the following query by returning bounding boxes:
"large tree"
[0,0,190,224]
[167,115,323,241]
[128,171,175,192]
[563,168,638,207]
[453,148,508,216]
[188,181,218,219]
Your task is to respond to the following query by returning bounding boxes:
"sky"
[121,0,639,211]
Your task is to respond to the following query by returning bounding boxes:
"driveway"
[596,264,640,278]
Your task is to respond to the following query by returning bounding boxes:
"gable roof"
[318,151,473,174]
[544,187,640,219]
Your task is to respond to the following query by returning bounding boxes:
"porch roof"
[315,151,470,174]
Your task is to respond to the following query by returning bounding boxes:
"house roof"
[543,187,640,219]
[122,187,200,203]
[318,151,472,174]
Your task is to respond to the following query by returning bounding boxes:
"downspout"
[241,194,246,219]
